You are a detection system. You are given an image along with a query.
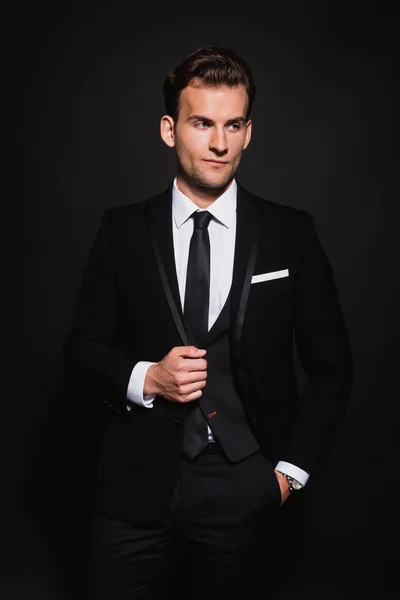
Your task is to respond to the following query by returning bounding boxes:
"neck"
[175,174,233,209]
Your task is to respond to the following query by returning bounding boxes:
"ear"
[160,115,176,147]
[243,119,252,150]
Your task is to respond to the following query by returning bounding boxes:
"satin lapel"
[230,184,264,359]
[145,185,188,345]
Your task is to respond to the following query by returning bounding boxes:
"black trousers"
[86,448,282,600]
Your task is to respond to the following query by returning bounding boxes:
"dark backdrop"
[3,1,399,598]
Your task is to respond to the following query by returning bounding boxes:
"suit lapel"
[230,183,264,357]
[145,184,189,345]
[145,180,263,351]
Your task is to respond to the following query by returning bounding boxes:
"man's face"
[161,81,252,192]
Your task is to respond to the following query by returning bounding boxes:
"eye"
[195,121,210,129]
[228,123,241,131]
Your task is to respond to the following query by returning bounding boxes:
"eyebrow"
[186,115,247,125]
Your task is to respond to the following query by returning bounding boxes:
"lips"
[203,159,228,165]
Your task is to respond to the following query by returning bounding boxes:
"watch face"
[277,471,303,491]
[292,479,303,490]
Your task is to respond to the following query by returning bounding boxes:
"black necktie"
[182,210,213,458]
[183,210,213,340]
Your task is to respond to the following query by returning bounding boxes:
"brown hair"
[163,45,256,121]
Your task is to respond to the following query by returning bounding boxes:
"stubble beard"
[177,159,236,192]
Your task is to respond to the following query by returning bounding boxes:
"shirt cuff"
[126,361,156,409]
[274,461,310,487]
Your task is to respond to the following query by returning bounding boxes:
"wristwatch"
[276,471,303,493]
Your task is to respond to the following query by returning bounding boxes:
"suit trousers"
[86,448,283,600]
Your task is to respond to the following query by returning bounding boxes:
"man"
[64,45,353,599]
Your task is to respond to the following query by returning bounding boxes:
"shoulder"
[98,185,171,232]
[102,192,163,223]
[238,182,315,231]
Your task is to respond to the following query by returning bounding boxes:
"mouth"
[203,159,229,166]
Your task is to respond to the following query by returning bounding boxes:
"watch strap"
[276,471,303,492]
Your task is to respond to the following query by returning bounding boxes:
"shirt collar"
[172,177,237,229]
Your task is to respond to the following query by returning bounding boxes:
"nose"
[209,127,228,156]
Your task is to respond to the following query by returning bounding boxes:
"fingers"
[175,369,207,385]
[157,346,208,403]
[171,362,207,402]
[179,346,207,358]
[173,346,207,372]
[174,379,207,402]
[182,357,208,372]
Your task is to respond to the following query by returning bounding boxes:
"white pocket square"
[251,269,289,284]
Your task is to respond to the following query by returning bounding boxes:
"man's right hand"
[143,346,207,403]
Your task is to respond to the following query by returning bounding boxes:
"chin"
[195,173,232,190]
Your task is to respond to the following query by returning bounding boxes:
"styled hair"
[163,45,256,121]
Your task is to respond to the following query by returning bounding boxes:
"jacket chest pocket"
[246,272,294,331]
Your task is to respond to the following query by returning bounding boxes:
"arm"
[64,211,208,413]
[282,213,353,475]
[127,361,156,409]
[64,210,138,414]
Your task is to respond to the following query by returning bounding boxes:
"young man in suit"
[64,45,353,599]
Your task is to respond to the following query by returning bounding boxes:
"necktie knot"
[193,210,212,230]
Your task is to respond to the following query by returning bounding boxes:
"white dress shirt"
[126,177,309,486]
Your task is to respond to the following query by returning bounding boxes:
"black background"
[3,1,399,598]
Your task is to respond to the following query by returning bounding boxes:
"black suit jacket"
[64,180,353,523]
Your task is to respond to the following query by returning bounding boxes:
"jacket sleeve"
[63,209,137,414]
[284,213,353,475]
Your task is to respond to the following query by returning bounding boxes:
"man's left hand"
[274,470,292,505]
